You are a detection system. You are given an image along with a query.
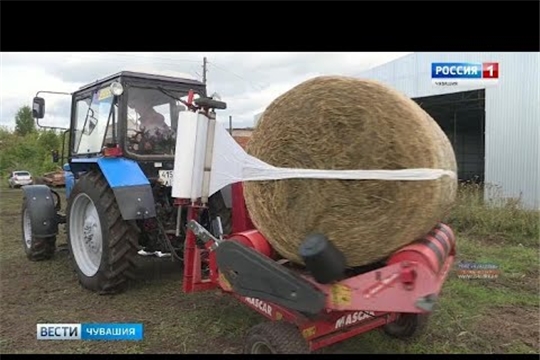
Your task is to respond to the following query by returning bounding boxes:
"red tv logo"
[482,62,499,79]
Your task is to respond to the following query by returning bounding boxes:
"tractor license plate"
[158,170,173,187]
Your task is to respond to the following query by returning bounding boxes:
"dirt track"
[0,187,538,354]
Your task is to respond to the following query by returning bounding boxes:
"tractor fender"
[70,158,156,221]
[63,163,75,199]
[21,185,59,238]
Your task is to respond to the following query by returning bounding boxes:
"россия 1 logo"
[431,62,499,88]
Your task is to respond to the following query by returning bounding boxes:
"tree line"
[0,105,68,179]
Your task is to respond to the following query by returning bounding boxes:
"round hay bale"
[243,76,457,267]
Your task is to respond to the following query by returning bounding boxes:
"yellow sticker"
[275,312,283,321]
[98,87,112,101]
[218,273,232,291]
[302,326,316,339]
[330,284,352,306]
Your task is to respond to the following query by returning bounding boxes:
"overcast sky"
[0,52,411,130]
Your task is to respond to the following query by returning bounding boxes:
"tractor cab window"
[126,86,198,156]
[73,86,116,155]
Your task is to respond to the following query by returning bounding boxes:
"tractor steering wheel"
[127,126,176,154]
[127,129,154,153]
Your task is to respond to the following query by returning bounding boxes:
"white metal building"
[253,52,539,210]
[355,52,539,210]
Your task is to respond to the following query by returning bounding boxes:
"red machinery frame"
[178,183,456,352]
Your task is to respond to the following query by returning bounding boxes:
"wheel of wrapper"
[244,322,310,354]
[383,313,430,339]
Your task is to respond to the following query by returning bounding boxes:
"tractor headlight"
[110,81,124,96]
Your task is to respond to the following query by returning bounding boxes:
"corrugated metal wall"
[356,52,540,210]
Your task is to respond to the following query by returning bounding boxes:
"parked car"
[8,171,33,188]
[42,169,65,187]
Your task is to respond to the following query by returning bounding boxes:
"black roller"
[298,233,346,284]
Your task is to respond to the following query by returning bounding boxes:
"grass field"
[0,184,538,354]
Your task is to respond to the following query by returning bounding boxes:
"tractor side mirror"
[32,97,46,119]
[51,150,59,163]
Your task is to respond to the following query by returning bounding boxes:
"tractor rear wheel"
[244,322,310,354]
[383,313,429,339]
[66,171,139,294]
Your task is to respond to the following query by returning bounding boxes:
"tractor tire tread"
[93,172,140,286]
[27,237,57,261]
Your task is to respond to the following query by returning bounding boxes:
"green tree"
[14,105,36,136]
[38,130,60,152]
[0,128,61,179]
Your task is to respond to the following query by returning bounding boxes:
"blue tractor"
[21,71,230,294]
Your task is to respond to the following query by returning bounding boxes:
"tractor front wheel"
[21,201,56,261]
[244,322,310,354]
[66,171,139,294]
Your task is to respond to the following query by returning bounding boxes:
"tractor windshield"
[125,86,200,157]
[73,86,116,155]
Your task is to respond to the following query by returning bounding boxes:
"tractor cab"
[80,71,207,178]
[33,70,209,180]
